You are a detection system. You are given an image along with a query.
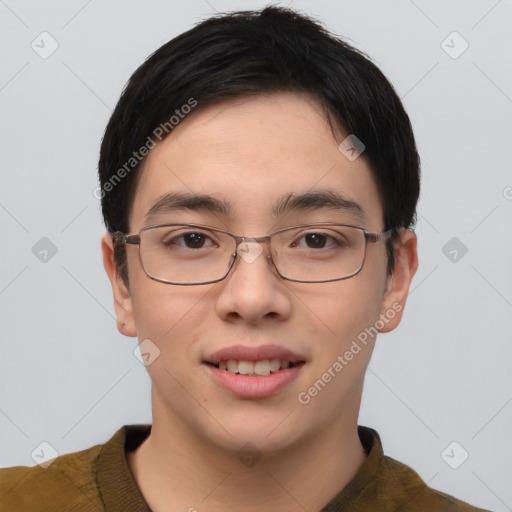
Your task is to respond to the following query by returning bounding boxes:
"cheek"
[129,281,214,402]
[293,277,385,420]
[299,270,386,345]
[294,258,388,393]
[131,284,213,343]
[127,260,216,373]
[126,248,210,340]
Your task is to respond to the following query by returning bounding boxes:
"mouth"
[202,344,307,397]
[205,359,306,377]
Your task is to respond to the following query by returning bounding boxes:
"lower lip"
[204,363,304,399]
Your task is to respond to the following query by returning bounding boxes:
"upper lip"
[205,344,306,364]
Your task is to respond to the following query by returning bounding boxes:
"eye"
[294,231,343,249]
[300,233,329,249]
[163,231,215,249]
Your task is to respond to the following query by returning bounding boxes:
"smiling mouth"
[205,359,306,377]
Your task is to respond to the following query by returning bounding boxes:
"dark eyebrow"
[144,189,366,223]
[145,192,232,222]
[272,190,367,222]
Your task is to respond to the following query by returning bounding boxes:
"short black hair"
[98,6,420,283]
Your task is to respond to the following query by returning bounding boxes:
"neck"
[127,394,367,512]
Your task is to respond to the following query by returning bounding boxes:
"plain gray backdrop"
[1,1,511,510]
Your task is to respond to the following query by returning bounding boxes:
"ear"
[378,229,418,333]
[101,232,137,337]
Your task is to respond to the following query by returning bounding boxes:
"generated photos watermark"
[297,302,402,405]
[93,97,198,200]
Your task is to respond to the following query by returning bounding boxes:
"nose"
[214,239,292,325]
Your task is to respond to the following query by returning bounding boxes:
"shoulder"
[0,441,104,512]
[380,455,493,512]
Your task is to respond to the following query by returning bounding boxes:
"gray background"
[1,0,511,510]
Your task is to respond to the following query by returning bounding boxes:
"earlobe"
[101,233,137,337]
[378,229,418,333]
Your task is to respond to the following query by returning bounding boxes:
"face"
[103,92,417,454]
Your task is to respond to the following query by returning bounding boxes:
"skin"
[102,91,418,512]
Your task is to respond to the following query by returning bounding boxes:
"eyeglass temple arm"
[112,231,140,246]
[365,228,397,244]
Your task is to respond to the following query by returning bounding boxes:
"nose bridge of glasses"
[235,235,273,265]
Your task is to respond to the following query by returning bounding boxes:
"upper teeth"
[218,359,291,376]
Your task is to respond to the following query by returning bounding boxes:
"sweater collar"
[97,424,152,512]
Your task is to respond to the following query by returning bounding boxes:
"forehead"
[129,92,383,231]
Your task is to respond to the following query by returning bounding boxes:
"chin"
[198,410,307,455]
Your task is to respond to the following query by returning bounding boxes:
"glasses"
[113,223,393,285]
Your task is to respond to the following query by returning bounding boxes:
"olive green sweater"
[0,425,491,511]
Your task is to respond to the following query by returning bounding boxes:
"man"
[0,6,491,511]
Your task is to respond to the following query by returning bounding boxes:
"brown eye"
[162,230,215,249]
[294,232,341,249]
[304,233,328,248]
[183,233,207,248]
